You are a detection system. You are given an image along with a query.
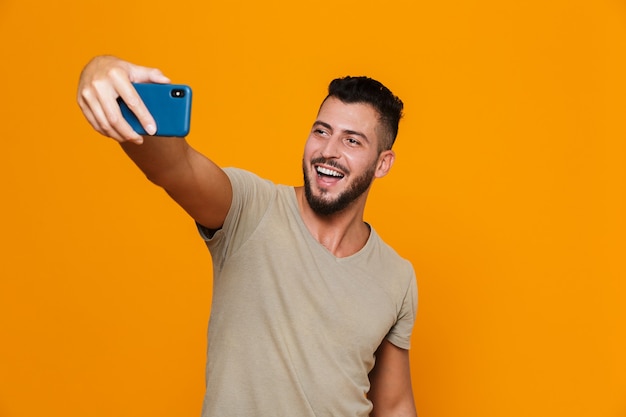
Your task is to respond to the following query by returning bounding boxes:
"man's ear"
[375,150,395,178]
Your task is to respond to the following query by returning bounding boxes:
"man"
[77,55,418,417]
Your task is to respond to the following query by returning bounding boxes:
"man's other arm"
[368,339,417,417]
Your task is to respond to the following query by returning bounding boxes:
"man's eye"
[346,138,360,145]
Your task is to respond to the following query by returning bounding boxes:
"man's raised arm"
[77,55,231,230]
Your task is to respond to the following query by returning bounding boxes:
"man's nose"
[320,136,341,159]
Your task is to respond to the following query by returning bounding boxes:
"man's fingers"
[126,64,172,136]
[80,82,143,144]
[82,93,126,142]
[77,56,170,143]
[111,67,159,136]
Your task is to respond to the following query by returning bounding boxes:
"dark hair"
[326,76,404,151]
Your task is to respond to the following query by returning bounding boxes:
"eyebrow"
[313,121,370,143]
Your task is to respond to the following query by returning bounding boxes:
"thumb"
[146,68,171,84]
[128,64,172,84]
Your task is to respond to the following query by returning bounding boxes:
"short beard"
[303,158,376,216]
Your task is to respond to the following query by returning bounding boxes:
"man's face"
[302,97,387,216]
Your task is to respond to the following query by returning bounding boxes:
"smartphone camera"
[171,88,186,98]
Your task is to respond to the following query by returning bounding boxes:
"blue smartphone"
[117,83,192,137]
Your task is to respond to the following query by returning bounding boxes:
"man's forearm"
[120,136,192,188]
[119,135,232,229]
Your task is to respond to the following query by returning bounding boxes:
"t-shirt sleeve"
[197,168,276,270]
[385,267,418,350]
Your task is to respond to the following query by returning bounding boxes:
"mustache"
[310,157,349,175]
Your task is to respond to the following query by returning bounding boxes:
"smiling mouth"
[316,166,345,179]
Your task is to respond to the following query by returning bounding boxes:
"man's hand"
[77,55,171,144]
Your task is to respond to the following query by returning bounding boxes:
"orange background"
[1,0,625,416]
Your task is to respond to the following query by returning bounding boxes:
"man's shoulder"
[368,227,414,274]
[223,167,265,182]
[223,168,297,213]
[223,167,278,191]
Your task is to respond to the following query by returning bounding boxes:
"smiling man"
[77,56,418,417]
[303,95,388,218]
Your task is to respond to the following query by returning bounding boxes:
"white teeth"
[316,166,344,177]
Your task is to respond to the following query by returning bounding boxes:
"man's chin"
[306,191,355,216]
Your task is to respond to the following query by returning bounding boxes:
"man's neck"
[294,186,371,258]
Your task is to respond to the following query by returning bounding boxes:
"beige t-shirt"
[198,168,417,417]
